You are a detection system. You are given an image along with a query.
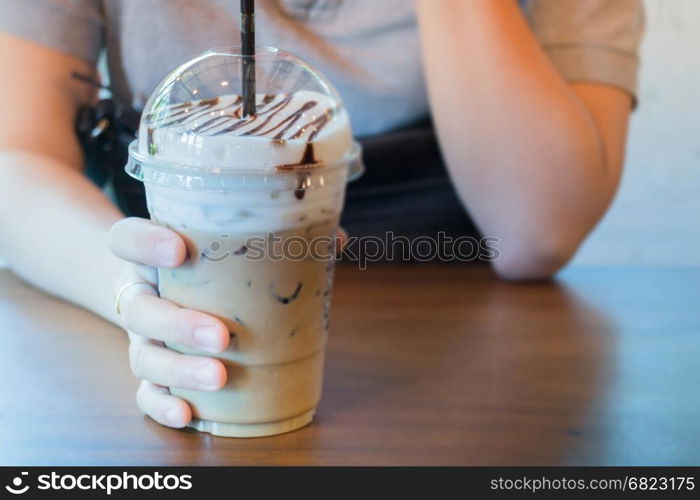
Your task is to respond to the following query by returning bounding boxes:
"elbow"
[490,234,579,282]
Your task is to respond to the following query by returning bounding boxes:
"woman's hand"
[108,217,230,428]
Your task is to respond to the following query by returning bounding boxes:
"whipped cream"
[138,90,355,234]
[139,90,353,171]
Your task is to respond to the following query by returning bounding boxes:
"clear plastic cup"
[126,47,363,437]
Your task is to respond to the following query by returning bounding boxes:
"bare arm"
[0,33,126,322]
[416,0,632,280]
[0,34,233,428]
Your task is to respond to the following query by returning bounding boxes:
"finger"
[136,380,192,428]
[108,217,187,268]
[129,343,227,391]
[115,262,158,309]
[128,330,163,349]
[121,291,229,353]
[124,262,158,288]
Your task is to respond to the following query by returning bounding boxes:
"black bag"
[76,98,150,219]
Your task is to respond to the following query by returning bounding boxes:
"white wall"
[572,0,700,266]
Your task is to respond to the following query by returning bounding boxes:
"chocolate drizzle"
[210,95,293,135]
[273,142,319,200]
[232,245,248,256]
[270,101,317,139]
[294,172,311,200]
[156,97,222,128]
[301,141,316,164]
[240,96,294,135]
[289,108,334,141]
[277,142,319,172]
[145,100,191,121]
[270,281,303,305]
[147,94,334,142]
[192,95,243,133]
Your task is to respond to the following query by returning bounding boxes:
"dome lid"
[127,46,360,178]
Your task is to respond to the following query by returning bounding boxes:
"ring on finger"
[115,281,154,316]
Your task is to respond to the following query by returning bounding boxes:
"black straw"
[241,0,256,117]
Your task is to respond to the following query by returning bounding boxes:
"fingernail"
[193,364,219,389]
[166,407,184,426]
[155,239,177,266]
[194,326,220,351]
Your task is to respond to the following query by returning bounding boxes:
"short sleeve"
[0,0,104,64]
[523,0,645,101]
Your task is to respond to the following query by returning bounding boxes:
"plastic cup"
[126,47,363,437]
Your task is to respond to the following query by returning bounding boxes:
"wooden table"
[0,265,698,466]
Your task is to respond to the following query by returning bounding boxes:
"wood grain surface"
[0,265,698,465]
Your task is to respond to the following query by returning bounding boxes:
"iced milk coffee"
[126,48,363,437]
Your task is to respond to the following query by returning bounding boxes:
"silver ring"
[114,281,152,316]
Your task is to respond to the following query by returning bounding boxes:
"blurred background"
[0,0,696,269]
[572,0,700,266]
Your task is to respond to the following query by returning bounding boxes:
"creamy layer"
[145,166,348,234]
[139,90,353,171]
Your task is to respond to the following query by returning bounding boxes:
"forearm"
[0,151,124,324]
[416,0,619,275]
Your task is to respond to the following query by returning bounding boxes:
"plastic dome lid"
[126,46,362,181]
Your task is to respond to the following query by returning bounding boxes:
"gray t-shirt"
[0,0,644,137]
